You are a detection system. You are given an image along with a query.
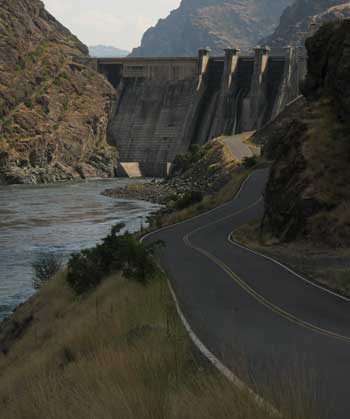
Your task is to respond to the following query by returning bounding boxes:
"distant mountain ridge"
[89,45,129,58]
[131,0,293,57]
[261,0,350,47]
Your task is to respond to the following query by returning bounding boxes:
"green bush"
[2,118,14,134]
[175,190,203,210]
[16,60,25,72]
[63,97,69,112]
[25,98,33,109]
[172,145,204,175]
[67,224,164,294]
[242,155,257,168]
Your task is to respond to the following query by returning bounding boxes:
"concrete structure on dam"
[91,47,307,177]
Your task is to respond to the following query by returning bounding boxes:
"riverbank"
[0,177,160,321]
[104,179,174,205]
[103,139,238,205]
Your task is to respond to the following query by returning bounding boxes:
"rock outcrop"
[262,20,350,247]
[131,0,293,57]
[0,0,117,185]
[262,0,350,47]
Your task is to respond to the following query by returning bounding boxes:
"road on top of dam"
[144,169,350,419]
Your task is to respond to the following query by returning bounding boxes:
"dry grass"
[234,220,350,297]
[298,99,350,246]
[233,219,266,246]
[310,268,350,296]
[0,267,327,419]
[302,99,350,205]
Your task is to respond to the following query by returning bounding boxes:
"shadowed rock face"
[130,0,293,57]
[262,0,350,47]
[0,0,117,185]
[303,18,350,120]
[262,20,350,246]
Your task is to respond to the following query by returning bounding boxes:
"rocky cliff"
[131,0,292,57]
[0,0,117,185]
[262,0,350,47]
[261,20,350,247]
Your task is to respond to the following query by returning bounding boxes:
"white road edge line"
[140,170,281,415]
[228,232,350,303]
[161,269,277,413]
[139,167,347,416]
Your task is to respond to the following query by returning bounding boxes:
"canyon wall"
[0,0,117,185]
[262,20,350,246]
[131,0,293,57]
[262,0,350,47]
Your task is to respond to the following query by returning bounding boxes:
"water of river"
[0,178,160,320]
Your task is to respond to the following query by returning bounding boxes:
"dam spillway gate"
[90,47,306,177]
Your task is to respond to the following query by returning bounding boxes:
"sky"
[44,0,181,51]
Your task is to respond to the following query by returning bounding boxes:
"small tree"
[32,253,63,290]
[66,224,165,294]
[175,190,203,210]
[243,155,258,169]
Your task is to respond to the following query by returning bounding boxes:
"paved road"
[145,169,350,419]
[222,132,255,160]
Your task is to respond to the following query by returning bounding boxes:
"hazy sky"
[44,0,181,51]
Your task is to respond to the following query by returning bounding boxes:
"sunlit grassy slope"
[0,267,326,419]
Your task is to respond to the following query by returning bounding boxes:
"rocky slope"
[262,0,350,47]
[261,20,350,247]
[0,0,117,185]
[104,139,237,204]
[131,0,292,57]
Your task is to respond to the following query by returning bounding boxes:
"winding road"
[144,169,350,419]
[222,131,255,161]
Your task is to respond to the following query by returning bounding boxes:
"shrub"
[67,224,164,294]
[2,118,14,134]
[146,212,165,229]
[25,98,33,109]
[62,97,69,112]
[171,145,204,175]
[172,153,192,174]
[32,253,63,290]
[242,155,257,168]
[175,190,203,210]
[16,62,25,72]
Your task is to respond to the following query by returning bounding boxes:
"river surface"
[0,178,160,320]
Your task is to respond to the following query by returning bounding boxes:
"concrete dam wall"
[92,47,306,176]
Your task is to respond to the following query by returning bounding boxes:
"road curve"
[222,132,254,161]
[144,169,350,419]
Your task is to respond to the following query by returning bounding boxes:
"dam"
[91,47,306,177]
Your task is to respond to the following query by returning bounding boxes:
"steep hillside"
[0,0,117,185]
[131,0,292,57]
[262,20,350,247]
[262,0,350,47]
